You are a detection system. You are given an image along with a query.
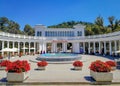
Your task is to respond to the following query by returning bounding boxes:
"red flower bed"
[0,60,11,67]
[37,61,48,67]
[6,60,30,73]
[73,61,83,67]
[89,60,111,72]
[105,61,117,67]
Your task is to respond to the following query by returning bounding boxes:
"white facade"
[0,24,120,56]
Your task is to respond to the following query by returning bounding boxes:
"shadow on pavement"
[0,77,7,82]
[84,76,95,82]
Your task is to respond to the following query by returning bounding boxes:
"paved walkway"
[0,54,120,85]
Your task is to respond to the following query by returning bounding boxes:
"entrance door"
[57,43,62,52]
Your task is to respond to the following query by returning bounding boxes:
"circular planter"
[38,66,46,70]
[74,66,82,70]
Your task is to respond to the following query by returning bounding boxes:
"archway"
[67,43,72,52]
[57,43,62,52]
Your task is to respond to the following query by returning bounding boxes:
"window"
[37,31,39,36]
[37,31,42,36]
[77,31,82,36]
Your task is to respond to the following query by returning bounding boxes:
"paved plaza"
[0,54,120,86]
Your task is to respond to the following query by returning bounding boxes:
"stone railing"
[0,31,120,41]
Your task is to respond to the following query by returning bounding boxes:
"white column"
[52,43,56,52]
[34,42,36,54]
[109,41,112,55]
[29,42,30,54]
[12,42,15,55]
[114,40,117,55]
[63,42,67,52]
[93,42,96,54]
[13,42,15,48]
[83,42,85,53]
[55,43,57,52]
[51,43,54,52]
[73,42,80,53]
[42,42,46,52]
[119,40,120,50]
[88,42,90,54]
[39,42,42,53]
[23,42,25,55]
[104,41,106,54]
[7,41,9,48]
[99,42,101,54]
[18,42,20,55]
[2,41,4,56]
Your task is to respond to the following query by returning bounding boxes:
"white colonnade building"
[0,24,120,56]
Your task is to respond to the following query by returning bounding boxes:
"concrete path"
[0,54,120,85]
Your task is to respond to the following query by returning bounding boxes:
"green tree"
[23,24,34,36]
[0,17,9,31]
[94,16,105,34]
[108,16,115,31]
[7,20,21,34]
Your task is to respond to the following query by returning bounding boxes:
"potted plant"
[37,61,48,70]
[106,61,117,70]
[73,61,83,70]
[6,60,30,82]
[0,60,11,70]
[89,60,113,82]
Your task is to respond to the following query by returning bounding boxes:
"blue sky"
[0,0,120,30]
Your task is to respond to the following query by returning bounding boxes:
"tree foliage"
[0,16,120,36]
[0,17,21,34]
[48,16,120,36]
[23,24,34,36]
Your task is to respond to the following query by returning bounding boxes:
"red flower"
[0,60,11,67]
[6,60,30,73]
[105,61,117,67]
[89,60,111,72]
[73,61,83,67]
[37,61,48,67]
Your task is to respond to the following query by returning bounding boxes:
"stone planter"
[74,66,82,70]
[90,70,113,82]
[38,66,46,70]
[0,66,6,70]
[7,71,29,82]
